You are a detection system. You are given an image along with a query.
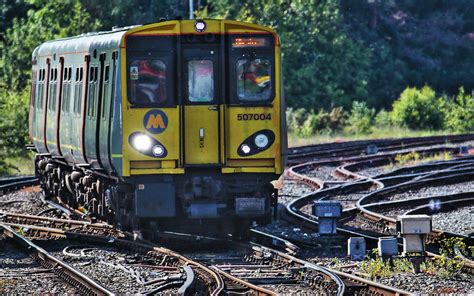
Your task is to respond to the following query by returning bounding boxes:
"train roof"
[33,20,278,59]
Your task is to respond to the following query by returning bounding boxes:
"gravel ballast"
[432,205,474,236]
[0,236,77,294]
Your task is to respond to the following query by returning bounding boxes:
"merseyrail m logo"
[143,110,168,134]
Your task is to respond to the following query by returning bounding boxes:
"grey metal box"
[378,237,398,257]
[318,218,337,234]
[313,201,342,218]
[135,183,175,217]
[348,237,366,261]
[403,234,425,253]
[398,215,432,234]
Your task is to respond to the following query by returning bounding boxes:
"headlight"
[128,132,168,158]
[194,20,206,32]
[237,129,275,157]
[241,144,251,154]
[133,134,152,151]
[254,134,269,149]
[152,145,165,157]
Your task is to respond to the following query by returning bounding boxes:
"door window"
[187,60,214,102]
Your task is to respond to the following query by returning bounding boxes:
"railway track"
[288,133,474,163]
[284,149,474,282]
[247,229,410,295]
[0,175,38,194]
[1,223,114,295]
[3,134,474,294]
[0,220,225,295]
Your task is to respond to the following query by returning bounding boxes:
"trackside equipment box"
[313,201,342,235]
[398,215,432,234]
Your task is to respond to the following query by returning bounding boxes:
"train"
[29,19,287,237]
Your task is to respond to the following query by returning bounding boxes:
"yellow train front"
[30,19,286,236]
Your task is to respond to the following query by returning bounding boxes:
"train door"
[182,46,221,165]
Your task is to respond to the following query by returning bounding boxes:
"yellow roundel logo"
[143,110,168,134]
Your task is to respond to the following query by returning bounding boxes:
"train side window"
[36,68,43,110]
[236,58,272,101]
[73,67,84,114]
[129,59,167,104]
[62,67,71,113]
[93,66,98,117]
[187,60,214,102]
[101,65,110,119]
[88,66,99,117]
[48,68,54,110]
[104,65,109,82]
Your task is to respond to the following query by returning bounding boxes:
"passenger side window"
[236,58,272,101]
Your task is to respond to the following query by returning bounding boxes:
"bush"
[0,88,30,174]
[286,108,309,134]
[443,87,474,132]
[287,107,347,137]
[345,101,375,134]
[374,109,392,127]
[390,86,445,130]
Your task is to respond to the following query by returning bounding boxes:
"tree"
[1,0,99,91]
[80,0,190,31]
[0,0,99,172]
[341,0,474,107]
[391,86,445,130]
[208,0,372,110]
[443,88,474,132]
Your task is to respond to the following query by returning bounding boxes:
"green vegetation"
[361,245,465,280]
[395,151,451,166]
[391,86,445,130]
[288,86,474,147]
[360,249,412,279]
[427,237,467,278]
[1,1,474,172]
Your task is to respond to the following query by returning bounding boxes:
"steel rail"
[288,133,474,160]
[330,269,410,296]
[0,223,114,295]
[355,171,474,233]
[0,176,39,193]
[2,221,225,295]
[285,164,474,275]
[249,228,300,255]
[287,145,461,190]
[0,211,115,231]
[255,245,346,296]
[210,266,278,296]
[0,175,36,185]
[342,157,474,180]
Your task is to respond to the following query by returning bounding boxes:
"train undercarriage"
[35,154,277,238]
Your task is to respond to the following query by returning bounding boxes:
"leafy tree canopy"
[1,0,99,91]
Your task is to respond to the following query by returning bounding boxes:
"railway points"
[2,132,474,294]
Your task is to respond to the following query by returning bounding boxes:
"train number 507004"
[237,113,272,121]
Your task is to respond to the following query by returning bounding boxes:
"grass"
[1,153,35,176]
[383,151,452,171]
[288,127,460,148]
